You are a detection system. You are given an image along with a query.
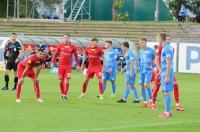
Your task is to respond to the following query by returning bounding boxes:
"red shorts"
[17,63,36,80]
[58,66,72,80]
[86,67,102,79]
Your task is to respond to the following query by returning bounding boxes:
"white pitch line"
[63,120,200,132]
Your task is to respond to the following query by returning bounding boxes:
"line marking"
[63,120,200,132]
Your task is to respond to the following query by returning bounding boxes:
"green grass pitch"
[0,70,199,132]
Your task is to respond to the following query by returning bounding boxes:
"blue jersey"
[125,49,137,75]
[104,49,118,71]
[139,47,155,73]
[161,44,174,81]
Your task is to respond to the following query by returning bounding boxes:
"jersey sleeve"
[99,48,104,57]
[16,42,22,50]
[165,47,173,60]
[73,45,79,66]
[52,44,60,64]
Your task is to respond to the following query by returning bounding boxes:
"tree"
[112,0,123,20]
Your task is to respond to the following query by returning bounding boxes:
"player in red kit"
[16,47,46,103]
[51,33,79,100]
[151,35,184,111]
[79,38,104,100]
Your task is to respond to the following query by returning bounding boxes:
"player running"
[51,33,79,100]
[117,42,139,103]
[79,38,104,100]
[138,38,155,108]
[102,40,118,98]
[16,46,46,103]
[156,33,174,118]
[151,36,184,111]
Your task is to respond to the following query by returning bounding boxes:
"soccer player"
[16,47,46,103]
[102,40,118,98]
[138,38,155,107]
[156,33,174,118]
[151,36,184,111]
[51,33,79,100]
[117,42,139,103]
[79,38,104,100]
[2,33,22,91]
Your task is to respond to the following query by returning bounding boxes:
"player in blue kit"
[117,42,139,103]
[157,33,174,118]
[138,38,156,108]
[102,40,118,98]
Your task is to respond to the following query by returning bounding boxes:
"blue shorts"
[139,71,153,86]
[103,69,117,81]
[126,73,136,85]
[161,74,174,92]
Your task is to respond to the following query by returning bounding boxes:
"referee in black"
[2,33,22,91]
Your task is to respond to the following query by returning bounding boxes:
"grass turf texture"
[0,70,199,132]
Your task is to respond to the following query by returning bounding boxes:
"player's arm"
[165,49,172,83]
[155,55,161,73]
[35,65,43,78]
[51,45,60,68]
[81,52,87,70]
[73,46,80,70]
[15,44,23,63]
[3,42,9,63]
[130,59,134,77]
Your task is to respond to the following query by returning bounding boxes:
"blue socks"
[164,93,172,113]
[103,82,107,93]
[141,88,147,102]
[123,87,131,100]
[147,87,153,100]
[112,82,116,94]
[132,87,139,100]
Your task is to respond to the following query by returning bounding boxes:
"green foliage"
[113,0,124,9]
[116,11,129,21]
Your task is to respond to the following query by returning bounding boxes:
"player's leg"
[16,64,24,102]
[102,72,108,93]
[29,70,42,102]
[145,71,153,106]
[173,77,184,111]
[159,83,173,118]
[12,62,19,91]
[110,69,117,98]
[2,60,12,90]
[58,67,65,97]
[96,71,103,100]
[130,75,139,103]
[140,73,147,107]
[151,76,161,110]
[79,77,90,98]
[63,70,71,99]
[117,74,132,103]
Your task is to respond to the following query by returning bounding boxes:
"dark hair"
[140,37,147,42]
[105,40,112,45]
[91,37,99,42]
[65,33,70,37]
[122,41,129,48]
[11,33,17,36]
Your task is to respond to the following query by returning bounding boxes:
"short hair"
[65,33,70,37]
[91,37,99,42]
[11,32,17,36]
[121,41,129,48]
[140,37,147,42]
[157,33,167,41]
[105,40,112,45]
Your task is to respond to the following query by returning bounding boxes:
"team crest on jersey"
[65,46,69,48]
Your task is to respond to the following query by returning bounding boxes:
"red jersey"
[52,42,79,67]
[19,54,45,69]
[156,45,163,65]
[85,47,103,68]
